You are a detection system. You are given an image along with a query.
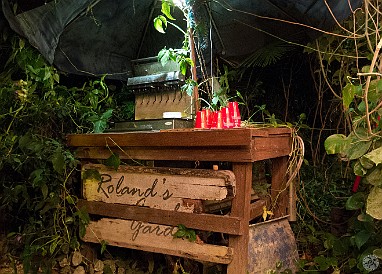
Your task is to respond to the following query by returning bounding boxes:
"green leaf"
[366,186,382,219]
[314,255,330,271]
[179,60,187,75]
[173,229,186,238]
[342,83,357,109]
[360,156,375,170]
[93,119,107,133]
[363,146,382,165]
[82,169,101,181]
[19,38,25,49]
[49,239,58,255]
[373,248,382,259]
[158,48,170,67]
[101,109,113,120]
[100,240,108,254]
[354,161,367,176]
[161,1,176,20]
[41,183,48,199]
[51,150,65,174]
[365,166,382,186]
[324,134,347,154]
[105,153,120,171]
[65,217,74,224]
[357,213,373,223]
[346,192,365,210]
[153,15,167,33]
[31,168,44,186]
[343,129,372,160]
[357,101,365,112]
[354,230,371,249]
[348,258,357,269]
[53,73,60,83]
[66,195,75,205]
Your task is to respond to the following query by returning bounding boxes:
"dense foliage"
[0,36,119,272]
[297,1,382,272]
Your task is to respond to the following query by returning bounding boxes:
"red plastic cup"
[211,110,223,129]
[205,108,213,129]
[195,110,207,129]
[229,101,241,128]
[221,106,233,128]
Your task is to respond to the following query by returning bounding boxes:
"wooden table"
[67,127,292,274]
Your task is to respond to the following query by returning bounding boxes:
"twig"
[364,37,382,135]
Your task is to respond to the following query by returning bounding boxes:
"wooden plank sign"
[82,164,236,213]
[83,218,234,264]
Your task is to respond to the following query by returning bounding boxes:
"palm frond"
[240,41,294,68]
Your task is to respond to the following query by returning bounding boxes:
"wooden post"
[227,163,252,274]
[271,156,289,218]
[189,27,199,113]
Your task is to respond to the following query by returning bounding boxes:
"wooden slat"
[73,147,253,162]
[67,128,252,147]
[78,200,244,235]
[82,164,235,212]
[83,218,233,264]
[271,156,289,218]
[248,127,292,137]
[251,136,291,161]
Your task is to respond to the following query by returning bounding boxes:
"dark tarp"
[1,0,363,80]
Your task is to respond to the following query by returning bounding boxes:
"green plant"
[0,36,116,271]
[299,1,382,272]
[173,224,196,242]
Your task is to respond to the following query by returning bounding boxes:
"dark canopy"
[1,0,362,80]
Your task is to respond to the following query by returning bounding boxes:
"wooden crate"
[80,164,238,264]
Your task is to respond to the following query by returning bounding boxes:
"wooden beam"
[83,218,234,264]
[73,146,253,162]
[271,156,289,218]
[67,129,252,147]
[227,163,252,274]
[78,200,244,235]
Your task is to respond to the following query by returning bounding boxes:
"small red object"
[221,107,233,128]
[352,175,361,192]
[229,101,241,128]
[195,110,207,129]
[205,108,213,129]
[216,110,224,129]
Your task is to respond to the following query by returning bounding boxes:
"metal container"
[247,217,298,273]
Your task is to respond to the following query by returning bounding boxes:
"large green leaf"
[360,156,375,170]
[343,129,372,160]
[354,230,371,249]
[153,15,167,33]
[161,0,175,20]
[363,146,382,165]
[366,187,382,220]
[346,192,366,210]
[324,134,347,154]
[365,166,382,186]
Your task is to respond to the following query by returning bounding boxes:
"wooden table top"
[66,127,292,162]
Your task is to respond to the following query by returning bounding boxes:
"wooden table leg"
[271,156,289,218]
[227,163,252,274]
